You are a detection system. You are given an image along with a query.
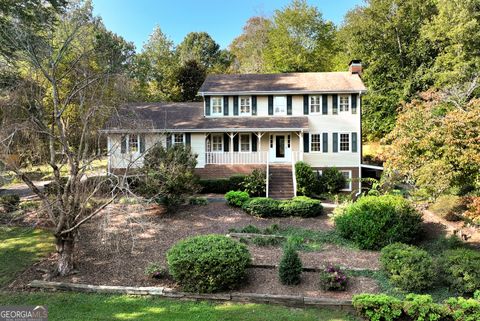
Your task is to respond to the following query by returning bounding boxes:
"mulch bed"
[9,202,381,298]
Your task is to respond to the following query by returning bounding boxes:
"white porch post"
[256,132,265,163]
[299,130,304,161]
[230,132,234,165]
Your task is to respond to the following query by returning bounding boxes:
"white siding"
[192,133,206,168]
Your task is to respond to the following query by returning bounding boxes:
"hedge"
[198,175,245,194]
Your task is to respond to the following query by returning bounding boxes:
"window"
[274,96,286,115]
[240,96,251,115]
[310,95,321,113]
[340,170,352,191]
[310,134,321,152]
[339,133,350,152]
[211,134,223,152]
[129,135,138,153]
[211,97,223,115]
[174,133,184,146]
[339,95,349,112]
[240,134,250,152]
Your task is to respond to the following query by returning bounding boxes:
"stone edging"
[28,280,353,311]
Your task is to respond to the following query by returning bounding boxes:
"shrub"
[166,234,251,293]
[225,191,250,207]
[444,297,480,321]
[463,196,480,225]
[251,236,282,247]
[402,294,448,321]
[440,248,480,295]
[280,196,323,217]
[430,195,465,221]
[352,294,403,321]
[144,262,168,279]
[319,263,348,291]
[295,161,317,196]
[278,244,302,285]
[242,197,282,217]
[189,197,208,205]
[198,175,245,194]
[318,167,346,194]
[242,169,266,196]
[0,194,20,211]
[333,195,423,250]
[380,243,435,292]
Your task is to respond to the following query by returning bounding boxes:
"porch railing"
[205,152,269,164]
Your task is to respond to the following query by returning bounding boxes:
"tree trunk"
[55,236,75,276]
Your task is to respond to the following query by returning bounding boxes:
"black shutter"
[233,96,239,116]
[233,135,239,152]
[322,94,328,115]
[252,135,257,152]
[333,133,338,152]
[223,96,229,116]
[252,95,257,115]
[303,133,309,153]
[121,135,127,154]
[322,133,328,153]
[303,95,309,115]
[351,93,357,114]
[268,95,273,115]
[166,134,172,148]
[223,133,229,152]
[332,94,338,115]
[139,134,145,153]
[352,132,358,152]
[205,96,210,116]
[287,95,292,115]
[185,133,191,147]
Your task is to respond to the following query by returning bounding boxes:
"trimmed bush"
[166,234,251,293]
[198,175,245,194]
[225,191,250,207]
[430,195,465,221]
[278,244,302,285]
[319,263,348,291]
[380,243,434,292]
[280,196,323,217]
[242,197,282,217]
[189,197,208,205]
[295,161,317,196]
[334,195,423,250]
[353,294,403,321]
[440,248,480,295]
[242,169,266,197]
[0,194,20,211]
[402,294,449,321]
[318,167,346,194]
[446,297,480,321]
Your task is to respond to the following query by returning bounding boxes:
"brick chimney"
[349,60,362,75]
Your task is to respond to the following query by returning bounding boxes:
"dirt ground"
[10,202,381,298]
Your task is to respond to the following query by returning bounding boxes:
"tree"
[176,32,223,70]
[263,0,335,72]
[0,1,135,275]
[229,17,271,73]
[176,60,206,101]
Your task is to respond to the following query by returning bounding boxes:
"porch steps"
[268,164,294,199]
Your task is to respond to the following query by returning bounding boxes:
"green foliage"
[225,191,250,207]
[353,294,403,321]
[445,296,480,321]
[318,167,347,194]
[278,244,303,285]
[142,144,199,210]
[403,294,448,321]
[279,196,323,217]
[440,248,480,295]
[429,195,465,221]
[189,197,208,206]
[241,169,266,197]
[198,175,245,194]
[334,195,423,250]
[251,236,282,247]
[295,161,317,196]
[176,60,206,101]
[380,243,435,292]
[242,197,282,218]
[0,194,20,212]
[166,235,251,293]
[229,224,262,234]
[144,262,168,279]
[319,264,348,291]
[176,32,223,70]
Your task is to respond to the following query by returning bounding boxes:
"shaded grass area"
[0,292,358,321]
[0,227,54,287]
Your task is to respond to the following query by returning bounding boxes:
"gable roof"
[198,72,367,94]
[102,102,309,133]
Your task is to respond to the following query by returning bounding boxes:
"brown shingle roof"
[103,102,308,132]
[199,72,366,94]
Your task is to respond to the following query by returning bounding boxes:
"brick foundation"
[195,164,266,179]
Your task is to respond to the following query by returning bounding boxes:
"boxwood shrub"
[0,194,20,212]
[242,197,282,217]
[380,243,434,292]
[280,196,323,217]
[333,195,423,250]
[166,234,251,293]
[440,248,480,295]
[198,175,245,194]
[225,191,250,207]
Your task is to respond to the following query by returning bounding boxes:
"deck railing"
[205,152,269,164]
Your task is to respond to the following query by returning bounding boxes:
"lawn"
[0,292,357,321]
[0,226,54,287]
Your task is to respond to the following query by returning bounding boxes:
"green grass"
[0,227,54,287]
[0,292,358,321]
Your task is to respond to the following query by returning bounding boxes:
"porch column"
[230,132,234,165]
[299,130,304,161]
[256,132,265,163]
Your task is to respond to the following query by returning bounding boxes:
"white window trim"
[121,134,141,154]
[211,133,223,152]
[338,132,351,153]
[173,133,185,146]
[340,170,352,191]
[211,96,223,116]
[273,95,287,116]
[239,133,251,153]
[309,133,322,153]
[309,95,322,114]
[338,94,350,113]
[239,96,252,116]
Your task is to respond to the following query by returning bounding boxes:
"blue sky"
[92,0,362,51]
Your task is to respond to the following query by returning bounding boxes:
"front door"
[269,134,292,162]
[276,135,285,159]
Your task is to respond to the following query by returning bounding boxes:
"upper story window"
[240,96,251,115]
[310,134,321,152]
[339,133,350,152]
[211,134,223,152]
[240,133,251,152]
[274,96,287,115]
[211,97,223,116]
[310,95,321,114]
[339,95,350,112]
[174,133,184,146]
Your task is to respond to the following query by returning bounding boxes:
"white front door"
[269,134,291,162]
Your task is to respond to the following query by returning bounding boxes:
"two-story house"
[103,60,366,198]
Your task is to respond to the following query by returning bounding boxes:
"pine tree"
[279,244,303,285]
